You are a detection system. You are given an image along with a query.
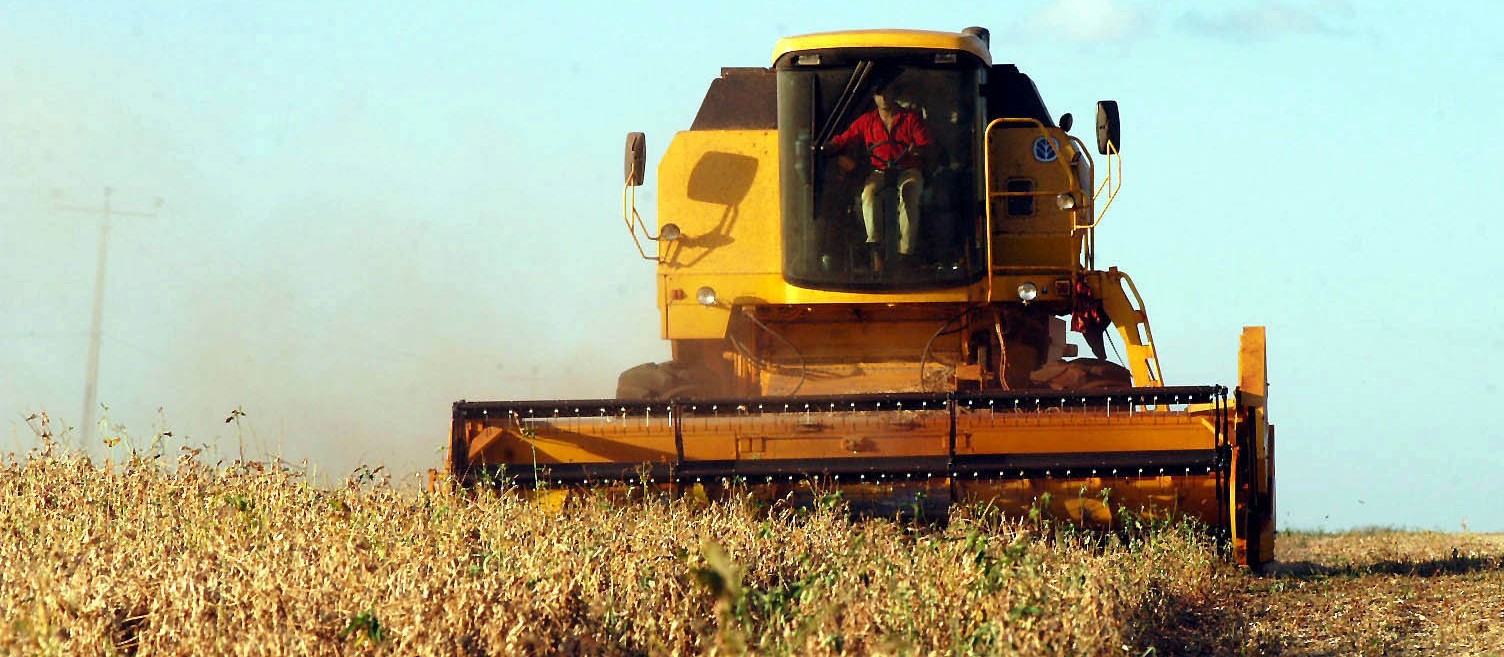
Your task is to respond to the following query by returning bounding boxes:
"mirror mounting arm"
[622,132,663,261]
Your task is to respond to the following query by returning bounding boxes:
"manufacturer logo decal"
[1032,137,1059,162]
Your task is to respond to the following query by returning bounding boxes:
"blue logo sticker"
[1032,137,1059,162]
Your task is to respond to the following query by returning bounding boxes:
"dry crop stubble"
[1230,531,1504,656]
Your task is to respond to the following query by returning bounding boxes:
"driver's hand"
[837,155,856,173]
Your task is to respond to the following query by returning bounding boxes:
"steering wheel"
[865,139,912,171]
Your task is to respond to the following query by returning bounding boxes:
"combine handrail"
[1073,139,1121,230]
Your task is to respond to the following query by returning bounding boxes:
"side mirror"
[1095,101,1120,155]
[1058,112,1073,132]
[625,132,646,186]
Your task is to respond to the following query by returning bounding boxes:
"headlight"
[696,286,718,306]
[1056,192,1077,210]
[1017,282,1038,303]
[659,223,682,241]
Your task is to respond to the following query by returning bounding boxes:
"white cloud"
[1179,1,1350,41]
[1026,0,1150,43]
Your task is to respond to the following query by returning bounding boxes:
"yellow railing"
[1075,138,1121,230]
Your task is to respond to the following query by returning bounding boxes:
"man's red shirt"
[830,108,934,170]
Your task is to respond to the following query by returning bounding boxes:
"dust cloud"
[0,27,664,484]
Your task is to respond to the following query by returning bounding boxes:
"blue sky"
[2,1,1501,530]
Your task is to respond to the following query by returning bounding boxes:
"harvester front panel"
[453,385,1230,526]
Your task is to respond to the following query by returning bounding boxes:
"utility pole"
[55,188,163,447]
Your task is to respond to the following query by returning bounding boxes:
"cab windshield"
[778,56,983,291]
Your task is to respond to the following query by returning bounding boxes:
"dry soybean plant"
[1,418,1233,656]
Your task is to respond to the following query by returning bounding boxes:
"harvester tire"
[1029,357,1132,390]
[616,361,711,400]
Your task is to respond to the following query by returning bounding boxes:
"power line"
[55,187,163,447]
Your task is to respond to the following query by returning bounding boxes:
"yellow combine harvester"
[446,28,1275,569]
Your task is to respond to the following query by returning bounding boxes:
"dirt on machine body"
[447,27,1275,569]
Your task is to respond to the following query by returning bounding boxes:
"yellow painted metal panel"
[465,417,678,466]
[1238,325,1275,567]
[987,124,1080,271]
[661,271,982,340]
[662,273,979,311]
[664,299,734,340]
[958,415,1217,455]
[656,130,778,340]
[657,131,781,275]
[990,235,1079,270]
[957,475,1220,526]
[680,411,951,461]
[778,283,977,305]
[1240,326,1268,407]
[469,408,1218,468]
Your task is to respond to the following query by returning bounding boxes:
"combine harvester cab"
[447,27,1275,569]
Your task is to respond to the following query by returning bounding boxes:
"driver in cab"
[821,86,934,273]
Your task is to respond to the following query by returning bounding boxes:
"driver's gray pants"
[860,168,923,255]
